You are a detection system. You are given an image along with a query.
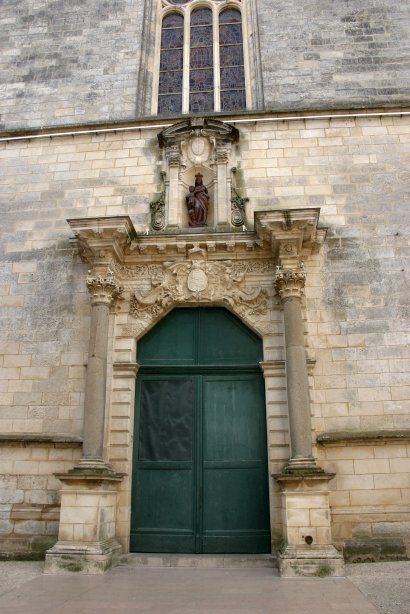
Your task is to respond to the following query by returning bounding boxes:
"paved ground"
[346,561,410,614]
[0,560,408,614]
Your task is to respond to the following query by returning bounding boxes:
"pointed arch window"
[157,1,248,115]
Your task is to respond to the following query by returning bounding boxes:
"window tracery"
[157,0,247,115]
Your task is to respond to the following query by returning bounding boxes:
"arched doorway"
[130,307,271,553]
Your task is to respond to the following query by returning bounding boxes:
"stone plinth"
[275,472,344,577]
[45,470,123,574]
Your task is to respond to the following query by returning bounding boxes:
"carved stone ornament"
[231,194,248,227]
[86,273,123,306]
[150,193,166,231]
[165,144,181,167]
[158,117,239,150]
[275,270,306,302]
[129,256,269,336]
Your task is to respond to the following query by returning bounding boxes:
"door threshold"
[119,553,277,569]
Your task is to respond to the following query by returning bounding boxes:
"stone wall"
[1,1,409,130]
[0,112,409,556]
[258,0,410,111]
[0,0,144,130]
[0,442,81,558]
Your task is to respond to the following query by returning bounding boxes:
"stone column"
[165,144,181,228]
[275,269,318,472]
[76,273,122,470]
[274,267,343,577]
[215,144,230,229]
[45,271,124,574]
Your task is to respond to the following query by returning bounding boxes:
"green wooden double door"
[131,308,271,554]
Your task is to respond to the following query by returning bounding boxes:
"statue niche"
[186,173,209,228]
[158,118,239,229]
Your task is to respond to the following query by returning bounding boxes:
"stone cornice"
[2,108,409,142]
[254,208,327,268]
[316,430,410,445]
[67,216,136,267]
[67,208,326,267]
[0,434,82,446]
[127,231,268,258]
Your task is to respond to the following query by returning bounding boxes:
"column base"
[45,468,124,574]
[275,469,344,577]
[278,544,344,577]
[73,457,116,474]
[282,457,326,474]
[45,538,122,574]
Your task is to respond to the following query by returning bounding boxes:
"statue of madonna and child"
[186,173,209,227]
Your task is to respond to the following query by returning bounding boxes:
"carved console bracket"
[68,216,136,274]
[254,208,327,270]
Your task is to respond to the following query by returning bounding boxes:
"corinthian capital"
[165,144,181,167]
[275,269,306,302]
[86,274,123,306]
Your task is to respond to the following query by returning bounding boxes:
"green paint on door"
[130,308,271,554]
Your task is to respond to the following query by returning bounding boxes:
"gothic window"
[157,0,248,115]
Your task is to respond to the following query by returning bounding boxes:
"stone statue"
[186,173,209,227]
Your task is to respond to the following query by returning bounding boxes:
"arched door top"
[137,307,263,367]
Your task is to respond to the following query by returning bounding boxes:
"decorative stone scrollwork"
[86,273,123,306]
[129,258,269,332]
[275,269,306,302]
[150,193,166,231]
[231,194,248,227]
[230,166,249,227]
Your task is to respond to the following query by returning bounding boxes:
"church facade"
[0,0,409,575]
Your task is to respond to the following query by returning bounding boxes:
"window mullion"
[241,2,252,109]
[182,9,190,114]
[213,6,220,112]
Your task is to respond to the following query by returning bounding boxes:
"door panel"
[130,376,195,552]
[137,308,197,366]
[138,379,193,462]
[202,375,271,553]
[199,308,263,365]
[131,308,270,554]
[203,376,262,461]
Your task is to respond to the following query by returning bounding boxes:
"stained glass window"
[190,8,213,113]
[158,2,246,114]
[219,8,245,111]
[158,13,184,114]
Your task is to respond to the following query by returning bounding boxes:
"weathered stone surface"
[0,0,145,129]
[258,1,410,110]
[343,538,408,563]
[0,3,409,567]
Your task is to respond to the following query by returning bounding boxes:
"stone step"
[118,553,278,569]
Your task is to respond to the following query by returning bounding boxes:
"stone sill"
[11,504,60,522]
[0,433,82,447]
[316,430,410,445]
[1,105,409,140]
